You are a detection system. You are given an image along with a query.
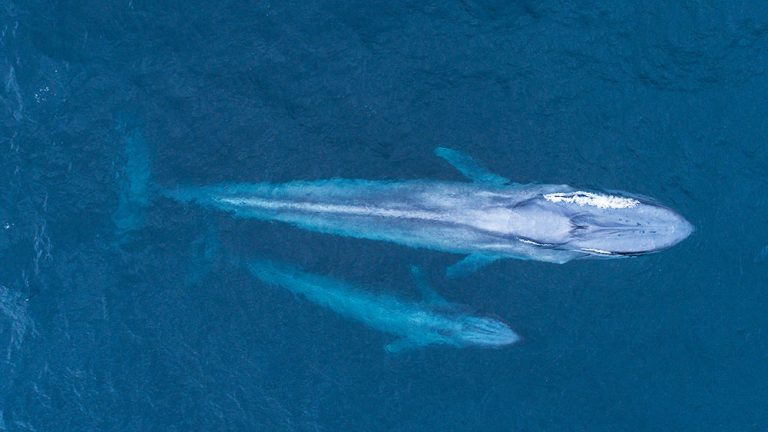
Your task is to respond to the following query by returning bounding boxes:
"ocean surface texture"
[2,1,768,431]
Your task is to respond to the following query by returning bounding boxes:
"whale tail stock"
[112,114,152,242]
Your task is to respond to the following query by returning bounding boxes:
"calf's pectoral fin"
[384,338,426,354]
[446,254,500,278]
[434,147,510,186]
[410,265,449,306]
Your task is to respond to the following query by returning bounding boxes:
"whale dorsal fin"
[446,254,500,278]
[434,147,510,186]
[410,266,448,306]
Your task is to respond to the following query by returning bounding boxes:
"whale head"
[452,316,521,348]
[525,190,694,257]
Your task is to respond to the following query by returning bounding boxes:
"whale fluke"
[112,115,151,243]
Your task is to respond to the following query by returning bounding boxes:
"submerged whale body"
[169,148,693,276]
[247,259,520,352]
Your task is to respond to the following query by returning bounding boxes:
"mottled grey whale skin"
[168,148,693,276]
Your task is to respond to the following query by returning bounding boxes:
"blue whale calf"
[169,148,693,276]
[247,259,520,352]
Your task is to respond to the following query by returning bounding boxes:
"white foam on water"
[543,191,639,209]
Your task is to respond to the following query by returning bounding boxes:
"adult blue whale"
[168,148,693,276]
[247,259,520,352]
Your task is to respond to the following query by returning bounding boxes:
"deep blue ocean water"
[2,1,768,430]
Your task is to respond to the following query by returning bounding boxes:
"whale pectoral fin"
[385,338,425,354]
[410,265,448,306]
[434,147,510,185]
[446,254,499,278]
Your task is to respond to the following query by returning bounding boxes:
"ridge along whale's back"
[246,258,402,321]
[163,180,544,258]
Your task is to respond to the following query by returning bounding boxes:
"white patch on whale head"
[543,191,639,209]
